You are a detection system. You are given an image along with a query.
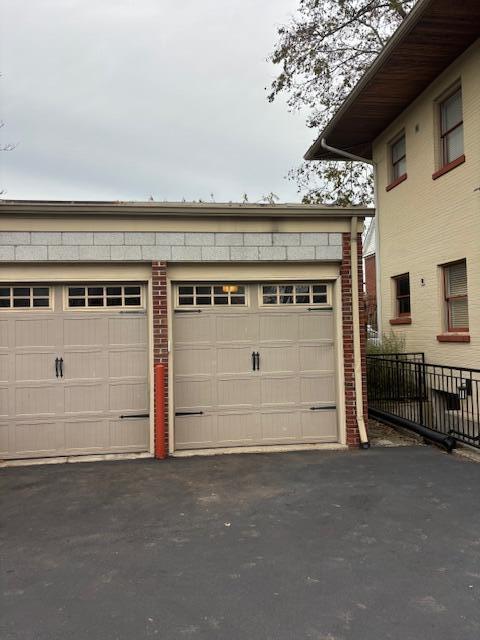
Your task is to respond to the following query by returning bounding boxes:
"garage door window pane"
[178,284,246,307]
[13,298,30,307]
[261,283,329,306]
[33,298,50,307]
[69,298,86,307]
[125,297,141,306]
[67,285,143,309]
[14,287,30,297]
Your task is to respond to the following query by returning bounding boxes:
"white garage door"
[173,282,338,450]
[0,283,149,459]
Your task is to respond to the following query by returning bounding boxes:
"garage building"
[0,201,372,460]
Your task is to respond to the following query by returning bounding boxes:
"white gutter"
[320,139,374,448]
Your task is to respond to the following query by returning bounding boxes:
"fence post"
[417,362,424,426]
[155,363,167,459]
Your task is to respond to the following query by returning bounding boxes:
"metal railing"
[367,353,480,449]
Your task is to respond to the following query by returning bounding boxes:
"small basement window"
[261,283,328,305]
[177,284,246,306]
[0,285,51,309]
[67,285,143,308]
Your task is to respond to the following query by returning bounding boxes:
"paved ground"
[2,447,480,640]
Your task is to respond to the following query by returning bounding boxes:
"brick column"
[152,262,169,455]
[341,233,368,447]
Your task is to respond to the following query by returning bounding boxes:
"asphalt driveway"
[2,447,480,640]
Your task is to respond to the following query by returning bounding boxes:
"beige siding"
[373,39,480,368]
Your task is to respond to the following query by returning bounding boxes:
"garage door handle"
[59,358,64,378]
[310,405,336,410]
[252,351,256,371]
[55,357,60,378]
[175,411,204,416]
[255,352,260,371]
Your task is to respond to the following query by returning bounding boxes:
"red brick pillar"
[152,262,169,456]
[341,233,368,447]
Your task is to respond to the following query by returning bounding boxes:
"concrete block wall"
[0,232,343,262]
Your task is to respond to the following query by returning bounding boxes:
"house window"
[177,284,246,306]
[67,285,143,308]
[393,274,410,316]
[391,134,406,181]
[443,260,468,332]
[440,88,464,166]
[0,285,51,309]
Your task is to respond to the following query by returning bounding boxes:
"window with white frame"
[443,260,468,332]
[439,87,464,166]
[261,283,328,306]
[177,284,246,306]
[390,133,406,181]
[67,285,143,308]
[0,285,51,309]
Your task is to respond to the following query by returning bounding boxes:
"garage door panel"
[109,418,149,449]
[261,411,301,441]
[15,352,57,382]
[260,376,299,406]
[299,343,335,372]
[0,319,9,347]
[259,314,298,341]
[15,385,59,416]
[65,420,109,451]
[259,345,297,374]
[216,412,259,445]
[175,414,217,449]
[301,410,337,440]
[13,421,65,455]
[217,376,260,408]
[63,317,108,347]
[0,388,7,416]
[299,313,334,340]
[216,314,257,343]
[174,346,213,376]
[108,316,147,346]
[65,383,106,414]
[175,378,213,409]
[109,382,148,412]
[216,346,254,374]
[63,350,106,379]
[300,374,336,404]
[15,318,57,348]
[108,349,148,379]
[0,353,9,382]
[174,314,212,344]
[0,422,9,454]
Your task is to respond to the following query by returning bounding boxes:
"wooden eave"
[305,0,480,161]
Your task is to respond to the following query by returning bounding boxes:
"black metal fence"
[367,353,480,449]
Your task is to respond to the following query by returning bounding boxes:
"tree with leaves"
[269,0,417,205]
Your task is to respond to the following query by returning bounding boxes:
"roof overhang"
[305,0,480,161]
[0,200,374,218]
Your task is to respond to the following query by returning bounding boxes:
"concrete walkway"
[2,447,480,639]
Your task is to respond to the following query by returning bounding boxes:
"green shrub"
[367,330,406,355]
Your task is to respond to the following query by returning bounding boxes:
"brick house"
[0,200,371,460]
[304,0,480,369]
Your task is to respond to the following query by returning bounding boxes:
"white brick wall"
[0,232,343,262]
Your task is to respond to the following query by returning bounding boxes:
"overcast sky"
[0,0,313,203]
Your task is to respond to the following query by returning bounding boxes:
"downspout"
[320,139,372,448]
